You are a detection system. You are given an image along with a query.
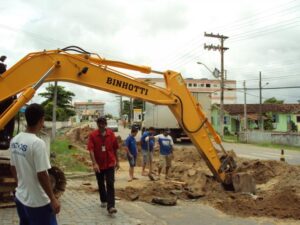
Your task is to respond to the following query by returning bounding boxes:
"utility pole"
[243,80,247,130]
[129,97,133,123]
[116,95,123,119]
[52,81,58,140]
[204,32,229,137]
[259,71,263,131]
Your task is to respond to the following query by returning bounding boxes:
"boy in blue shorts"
[141,127,155,176]
[153,129,174,179]
[125,127,138,181]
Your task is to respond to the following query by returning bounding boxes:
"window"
[214,93,218,95]
[188,83,192,87]
[193,83,197,87]
[213,84,218,87]
[272,114,279,123]
[297,115,300,123]
[224,116,230,125]
[200,84,204,87]
[206,84,211,88]
[287,115,291,123]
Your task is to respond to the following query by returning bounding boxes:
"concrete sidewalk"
[1,178,299,225]
[0,179,162,225]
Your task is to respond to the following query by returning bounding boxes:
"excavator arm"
[0,47,254,190]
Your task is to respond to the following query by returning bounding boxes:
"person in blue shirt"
[153,129,174,179]
[140,127,155,176]
[125,127,138,181]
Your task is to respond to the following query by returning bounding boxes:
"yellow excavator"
[0,46,255,194]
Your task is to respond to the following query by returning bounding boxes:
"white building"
[74,100,105,121]
[185,78,237,104]
[140,77,237,104]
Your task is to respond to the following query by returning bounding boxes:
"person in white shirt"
[147,129,174,179]
[10,103,60,225]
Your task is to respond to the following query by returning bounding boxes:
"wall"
[239,130,300,147]
[44,121,71,129]
[274,114,287,132]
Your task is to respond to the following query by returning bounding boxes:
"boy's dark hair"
[149,127,155,131]
[25,103,45,127]
[131,127,138,134]
[96,116,107,125]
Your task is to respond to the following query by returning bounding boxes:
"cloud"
[1,0,300,113]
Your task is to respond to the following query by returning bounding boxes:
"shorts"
[142,149,153,166]
[159,154,172,168]
[127,153,137,167]
[15,197,58,225]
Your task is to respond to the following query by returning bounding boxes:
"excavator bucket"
[232,172,256,194]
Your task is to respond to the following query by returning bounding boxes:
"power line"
[234,85,300,90]
[158,0,300,66]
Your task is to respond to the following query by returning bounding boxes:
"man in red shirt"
[87,116,119,214]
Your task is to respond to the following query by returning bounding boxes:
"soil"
[65,126,300,221]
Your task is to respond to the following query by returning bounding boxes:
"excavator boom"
[0,47,255,191]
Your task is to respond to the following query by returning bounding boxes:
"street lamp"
[197,62,221,79]
[197,61,224,137]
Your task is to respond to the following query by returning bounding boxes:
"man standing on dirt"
[87,116,119,215]
[125,127,138,182]
[10,103,60,225]
[152,129,174,179]
[140,127,155,176]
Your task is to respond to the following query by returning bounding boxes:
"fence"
[239,130,300,147]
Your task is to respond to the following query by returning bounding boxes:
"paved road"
[222,142,300,165]
[2,179,299,225]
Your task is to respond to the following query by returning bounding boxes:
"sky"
[1,0,300,116]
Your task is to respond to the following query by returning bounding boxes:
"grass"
[50,138,91,172]
[222,135,300,151]
[254,142,300,151]
[222,135,239,143]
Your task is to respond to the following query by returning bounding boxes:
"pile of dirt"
[116,146,300,220]
[64,125,130,162]
[64,127,300,220]
[72,153,92,167]
[65,125,94,147]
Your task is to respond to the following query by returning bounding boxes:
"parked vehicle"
[107,119,118,132]
[143,92,211,142]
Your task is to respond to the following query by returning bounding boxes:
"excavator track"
[0,159,16,208]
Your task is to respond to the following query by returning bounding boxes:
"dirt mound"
[236,160,282,184]
[72,154,92,167]
[65,125,94,147]
[64,128,300,220]
[216,187,300,219]
[116,145,300,220]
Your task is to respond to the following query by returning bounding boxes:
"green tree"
[105,113,113,119]
[122,99,144,122]
[290,120,298,132]
[39,84,75,121]
[122,100,130,117]
[264,97,284,104]
[263,112,274,131]
[263,97,284,130]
